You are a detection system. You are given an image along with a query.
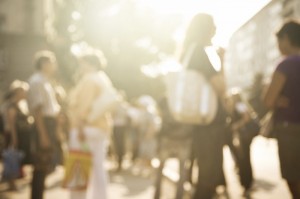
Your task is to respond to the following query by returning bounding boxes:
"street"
[0,136,291,199]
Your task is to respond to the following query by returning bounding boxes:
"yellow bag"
[62,150,92,190]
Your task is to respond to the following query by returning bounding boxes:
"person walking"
[264,20,300,199]
[27,51,61,199]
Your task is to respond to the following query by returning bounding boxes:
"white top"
[27,73,60,117]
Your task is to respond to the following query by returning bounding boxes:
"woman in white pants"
[68,50,116,199]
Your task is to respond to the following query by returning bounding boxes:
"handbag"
[164,45,218,125]
[62,150,92,190]
[2,148,24,180]
[165,70,218,125]
[259,111,275,138]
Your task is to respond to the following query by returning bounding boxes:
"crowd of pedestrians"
[0,13,299,199]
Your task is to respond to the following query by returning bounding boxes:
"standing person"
[27,51,61,199]
[3,80,32,190]
[181,13,228,199]
[112,99,130,171]
[68,50,115,199]
[226,91,258,195]
[248,73,268,120]
[264,20,300,199]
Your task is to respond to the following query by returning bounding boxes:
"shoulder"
[277,55,300,72]
[7,103,17,115]
[28,73,42,83]
[28,73,46,89]
[83,72,111,85]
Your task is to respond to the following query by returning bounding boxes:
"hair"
[80,50,107,70]
[183,13,215,49]
[34,50,56,70]
[276,20,300,48]
[6,80,29,99]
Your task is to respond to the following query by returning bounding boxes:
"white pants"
[69,127,109,199]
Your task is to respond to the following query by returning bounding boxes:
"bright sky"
[138,0,271,47]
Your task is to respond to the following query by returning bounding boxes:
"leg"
[176,159,188,199]
[87,135,108,199]
[113,127,126,170]
[193,127,224,199]
[154,158,165,199]
[131,129,139,162]
[31,169,46,199]
[239,137,254,191]
[287,182,300,199]
[188,144,195,184]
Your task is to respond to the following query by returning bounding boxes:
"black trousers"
[31,117,58,199]
[193,124,225,199]
[113,126,127,168]
[225,127,254,190]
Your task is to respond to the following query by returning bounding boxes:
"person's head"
[78,49,107,72]
[276,20,300,55]
[34,50,57,76]
[8,80,29,102]
[184,13,216,48]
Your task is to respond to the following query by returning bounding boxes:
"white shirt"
[27,72,60,117]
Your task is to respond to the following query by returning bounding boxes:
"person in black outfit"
[27,51,61,199]
[180,13,228,199]
[4,80,32,190]
[226,91,259,196]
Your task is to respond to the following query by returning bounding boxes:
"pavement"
[0,136,292,199]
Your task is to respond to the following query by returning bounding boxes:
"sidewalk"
[0,136,292,199]
[163,136,291,199]
[0,167,159,199]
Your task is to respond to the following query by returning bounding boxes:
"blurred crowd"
[0,13,300,199]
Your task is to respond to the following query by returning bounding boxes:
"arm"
[210,73,229,112]
[33,105,50,149]
[210,73,226,98]
[230,100,252,131]
[7,107,18,148]
[263,71,287,109]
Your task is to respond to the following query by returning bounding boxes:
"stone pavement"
[0,136,292,199]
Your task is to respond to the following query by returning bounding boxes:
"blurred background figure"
[131,95,161,175]
[27,51,61,199]
[68,49,116,199]
[248,73,268,120]
[154,96,194,199]
[180,13,228,199]
[112,92,130,171]
[264,20,300,199]
[2,80,32,190]
[225,89,260,196]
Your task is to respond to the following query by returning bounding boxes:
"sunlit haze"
[138,0,271,47]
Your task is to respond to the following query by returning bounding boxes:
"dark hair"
[276,20,300,47]
[34,50,56,70]
[184,13,215,49]
[80,50,107,70]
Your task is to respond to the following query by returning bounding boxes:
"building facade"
[225,0,300,90]
[0,0,58,99]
